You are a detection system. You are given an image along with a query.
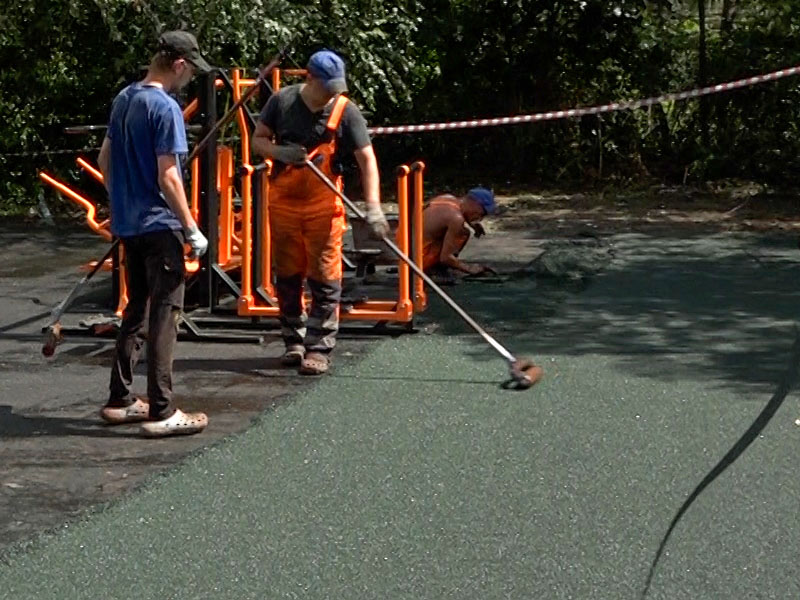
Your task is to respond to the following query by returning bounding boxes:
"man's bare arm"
[252,121,308,165]
[354,144,390,238]
[439,219,484,274]
[251,121,277,159]
[97,137,111,194]
[354,144,381,206]
[157,154,195,230]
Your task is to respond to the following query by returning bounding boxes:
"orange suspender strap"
[307,95,349,160]
[326,94,349,131]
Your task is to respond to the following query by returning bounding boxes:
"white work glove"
[365,202,390,240]
[185,223,208,258]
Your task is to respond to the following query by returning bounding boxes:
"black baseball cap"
[158,31,212,72]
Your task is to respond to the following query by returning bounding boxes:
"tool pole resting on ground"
[303,158,542,390]
[41,239,121,357]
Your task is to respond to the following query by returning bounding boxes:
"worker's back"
[423,195,464,243]
[422,195,469,271]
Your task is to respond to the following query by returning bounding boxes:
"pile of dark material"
[514,235,614,283]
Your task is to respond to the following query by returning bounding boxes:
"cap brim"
[188,55,213,73]
[325,78,348,93]
[466,194,495,215]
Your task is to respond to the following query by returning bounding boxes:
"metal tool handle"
[46,239,120,327]
[303,159,517,364]
[186,49,287,165]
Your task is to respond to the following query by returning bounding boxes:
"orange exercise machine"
[38,64,429,339]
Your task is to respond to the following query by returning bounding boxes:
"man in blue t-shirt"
[96,31,211,437]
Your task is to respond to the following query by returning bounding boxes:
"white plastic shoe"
[140,409,208,438]
[100,398,150,424]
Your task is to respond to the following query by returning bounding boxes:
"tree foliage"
[0,0,430,212]
[2,0,800,212]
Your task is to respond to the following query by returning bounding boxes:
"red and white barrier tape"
[368,64,800,136]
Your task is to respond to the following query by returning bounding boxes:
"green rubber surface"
[2,231,800,599]
[2,336,799,599]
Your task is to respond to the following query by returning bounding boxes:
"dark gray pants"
[108,230,185,420]
[276,274,341,353]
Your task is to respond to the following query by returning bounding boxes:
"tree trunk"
[718,0,738,147]
[698,0,709,146]
[721,0,737,38]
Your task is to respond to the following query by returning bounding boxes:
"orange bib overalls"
[269,95,349,353]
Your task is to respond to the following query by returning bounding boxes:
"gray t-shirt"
[259,84,371,167]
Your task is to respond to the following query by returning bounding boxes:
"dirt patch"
[378,182,800,242]
[491,184,800,237]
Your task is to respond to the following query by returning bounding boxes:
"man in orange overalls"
[422,187,497,278]
[252,49,389,375]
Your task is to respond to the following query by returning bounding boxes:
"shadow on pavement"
[331,373,501,386]
[172,356,286,373]
[640,325,800,598]
[0,405,140,439]
[424,231,800,391]
[0,311,51,334]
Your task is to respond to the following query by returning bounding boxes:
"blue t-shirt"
[106,83,187,237]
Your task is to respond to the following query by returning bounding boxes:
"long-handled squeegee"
[304,159,543,390]
[42,240,120,357]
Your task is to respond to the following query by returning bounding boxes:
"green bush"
[3,0,800,215]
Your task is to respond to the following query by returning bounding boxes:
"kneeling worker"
[252,49,389,375]
[422,187,497,276]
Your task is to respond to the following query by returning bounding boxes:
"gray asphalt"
[0,224,377,551]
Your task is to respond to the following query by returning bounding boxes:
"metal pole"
[252,167,264,293]
[303,159,517,364]
[185,50,286,165]
[198,69,219,310]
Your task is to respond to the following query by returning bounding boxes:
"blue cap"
[466,187,496,215]
[307,50,348,94]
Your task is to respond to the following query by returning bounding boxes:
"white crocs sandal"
[100,398,150,424]
[140,409,208,438]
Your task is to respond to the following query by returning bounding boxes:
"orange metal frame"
[271,68,307,92]
[410,161,428,312]
[235,160,425,322]
[39,166,130,315]
[39,67,427,325]
[38,171,111,241]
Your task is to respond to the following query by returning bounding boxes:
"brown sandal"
[299,351,330,375]
[281,344,305,366]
